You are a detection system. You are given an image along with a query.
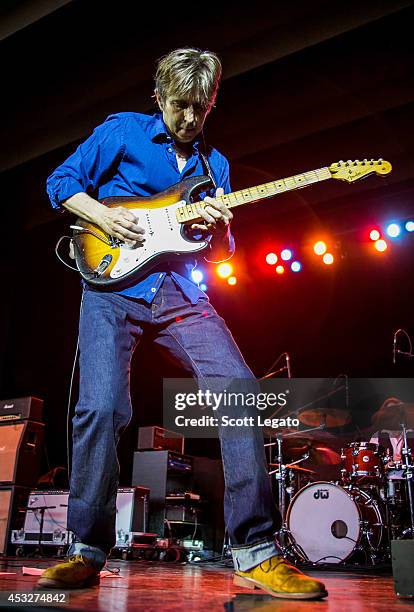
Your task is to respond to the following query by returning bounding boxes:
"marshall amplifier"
[138,426,184,454]
[0,486,30,554]
[0,397,43,423]
[0,421,45,486]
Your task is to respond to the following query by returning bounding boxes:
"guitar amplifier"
[115,487,149,546]
[0,397,43,423]
[10,488,150,548]
[11,490,70,546]
[0,421,45,486]
[138,426,184,454]
[0,486,30,554]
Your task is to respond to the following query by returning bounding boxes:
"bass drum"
[286,481,385,563]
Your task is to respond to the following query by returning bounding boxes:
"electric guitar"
[71,159,391,289]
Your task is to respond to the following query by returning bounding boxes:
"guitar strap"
[199,139,217,191]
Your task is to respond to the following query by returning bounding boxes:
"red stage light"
[265,252,278,265]
[369,229,381,241]
[227,276,237,286]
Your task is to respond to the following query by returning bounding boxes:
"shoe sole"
[234,574,328,600]
[38,575,100,589]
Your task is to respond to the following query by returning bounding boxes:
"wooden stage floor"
[0,557,412,611]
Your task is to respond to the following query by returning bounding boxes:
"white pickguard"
[109,202,207,279]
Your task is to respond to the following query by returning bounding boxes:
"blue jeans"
[67,274,281,570]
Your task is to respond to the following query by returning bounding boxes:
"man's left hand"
[191,188,233,235]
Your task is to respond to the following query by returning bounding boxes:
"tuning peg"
[354,159,360,165]
[338,160,344,165]
[363,159,367,164]
[347,159,353,165]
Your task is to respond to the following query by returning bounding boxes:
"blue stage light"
[191,269,204,283]
[200,283,207,291]
[291,261,301,272]
[386,223,401,238]
[281,249,292,261]
[405,221,414,232]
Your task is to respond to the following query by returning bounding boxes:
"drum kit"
[267,403,414,566]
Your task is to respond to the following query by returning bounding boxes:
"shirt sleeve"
[46,114,126,211]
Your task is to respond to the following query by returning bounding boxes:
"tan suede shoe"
[234,556,328,600]
[38,554,100,589]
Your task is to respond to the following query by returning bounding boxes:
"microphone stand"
[26,505,56,557]
[393,329,414,364]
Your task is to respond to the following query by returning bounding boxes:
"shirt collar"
[150,113,201,151]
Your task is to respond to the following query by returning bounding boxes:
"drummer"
[369,397,410,464]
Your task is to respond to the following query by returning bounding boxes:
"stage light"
[281,249,292,261]
[405,221,414,232]
[386,223,401,238]
[374,239,388,252]
[227,276,237,286]
[265,252,278,265]
[322,253,334,265]
[369,229,381,241]
[191,269,203,283]
[291,261,301,272]
[216,262,233,278]
[276,265,285,274]
[313,241,327,256]
[200,283,207,291]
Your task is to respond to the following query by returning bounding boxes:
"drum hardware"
[400,423,414,538]
[265,426,323,521]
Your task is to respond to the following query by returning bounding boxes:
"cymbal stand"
[400,423,414,538]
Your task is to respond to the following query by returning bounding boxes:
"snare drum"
[286,481,386,563]
[341,442,385,484]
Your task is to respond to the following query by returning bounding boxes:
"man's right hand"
[62,193,146,247]
[96,206,146,246]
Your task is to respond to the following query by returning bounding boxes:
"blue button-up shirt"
[46,112,232,303]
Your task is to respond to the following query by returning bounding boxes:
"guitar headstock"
[329,159,392,182]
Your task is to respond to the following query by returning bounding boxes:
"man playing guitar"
[39,47,327,599]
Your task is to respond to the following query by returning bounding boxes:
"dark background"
[1,0,414,481]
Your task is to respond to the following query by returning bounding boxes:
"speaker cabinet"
[9,488,149,549]
[392,540,414,598]
[0,486,30,554]
[0,421,44,486]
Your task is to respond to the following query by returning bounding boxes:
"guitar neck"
[176,166,332,223]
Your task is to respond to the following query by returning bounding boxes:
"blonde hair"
[155,48,222,110]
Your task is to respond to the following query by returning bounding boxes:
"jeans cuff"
[231,538,279,572]
[67,542,107,571]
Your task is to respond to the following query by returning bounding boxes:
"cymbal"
[299,407,351,428]
[269,463,316,474]
[371,401,414,430]
[287,443,342,465]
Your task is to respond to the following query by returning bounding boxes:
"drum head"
[287,481,360,562]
